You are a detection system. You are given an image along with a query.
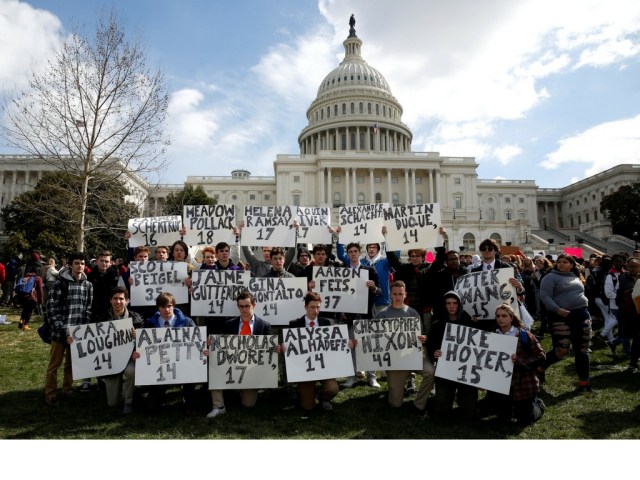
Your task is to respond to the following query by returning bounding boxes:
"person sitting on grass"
[482,303,546,425]
[133,291,203,415]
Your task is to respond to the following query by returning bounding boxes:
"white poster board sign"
[129,261,189,306]
[435,323,517,395]
[312,266,369,314]
[295,206,332,245]
[338,204,387,244]
[247,277,307,326]
[455,268,517,320]
[208,334,279,389]
[182,204,236,247]
[283,325,354,382]
[70,318,134,380]
[128,215,182,248]
[383,204,441,251]
[190,270,251,316]
[242,206,296,247]
[134,326,208,385]
[353,317,423,371]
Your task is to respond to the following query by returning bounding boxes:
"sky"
[1,0,639,189]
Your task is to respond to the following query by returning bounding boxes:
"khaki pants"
[386,356,435,409]
[45,341,73,401]
[296,378,339,411]
[103,359,136,407]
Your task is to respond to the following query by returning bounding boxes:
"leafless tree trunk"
[1,10,169,252]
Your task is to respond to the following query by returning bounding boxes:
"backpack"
[15,275,36,295]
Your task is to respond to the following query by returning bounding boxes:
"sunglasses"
[480,246,494,252]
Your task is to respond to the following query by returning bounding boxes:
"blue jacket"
[145,307,195,328]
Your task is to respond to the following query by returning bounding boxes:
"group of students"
[37,223,640,425]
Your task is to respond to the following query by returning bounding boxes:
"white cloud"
[167,88,220,149]
[0,0,63,92]
[493,145,523,165]
[541,114,640,176]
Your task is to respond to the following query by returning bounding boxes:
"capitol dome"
[298,18,412,155]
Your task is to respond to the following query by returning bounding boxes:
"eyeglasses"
[237,303,253,309]
[480,247,494,252]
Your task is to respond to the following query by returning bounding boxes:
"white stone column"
[387,168,392,203]
[404,169,409,205]
[356,127,360,150]
[351,168,357,204]
[327,167,332,205]
[428,169,434,203]
[345,167,350,205]
[435,170,441,203]
[369,168,374,203]
[411,169,416,204]
[318,166,325,204]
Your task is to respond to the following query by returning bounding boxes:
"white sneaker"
[322,401,333,411]
[206,406,226,418]
[368,375,381,389]
[343,376,357,388]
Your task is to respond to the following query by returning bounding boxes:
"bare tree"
[1,11,169,252]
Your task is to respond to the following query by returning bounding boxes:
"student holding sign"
[96,286,144,414]
[470,238,525,331]
[428,291,478,420]
[337,242,381,389]
[483,304,546,425]
[44,252,93,406]
[136,292,202,414]
[286,292,340,412]
[207,291,273,418]
[375,281,434,410]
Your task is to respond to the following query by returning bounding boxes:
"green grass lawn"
[1,306,639,440]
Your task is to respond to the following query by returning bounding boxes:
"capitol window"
[359,102,363,113]
[264,194,270,200]
[454,178,461,185]
[374,177,381,183]
[392,177,398,184]
[357,176,364,183]
[293,176,300,183]
[415,177,422,184]
[368,103,372,114]
[334,176,341,183]
[342,104,346,115]
[351,103,355,114]
[250,194,256,200]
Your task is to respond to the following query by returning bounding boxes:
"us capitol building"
[1,20,638,255]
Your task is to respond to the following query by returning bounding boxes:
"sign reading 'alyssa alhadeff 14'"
[435,323,517,395]
[283,325,354,383]
[208,334,279,390]
[134,327,208,385]
[70,318,134,380]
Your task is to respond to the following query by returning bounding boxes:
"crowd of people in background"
[2,230,639,426]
